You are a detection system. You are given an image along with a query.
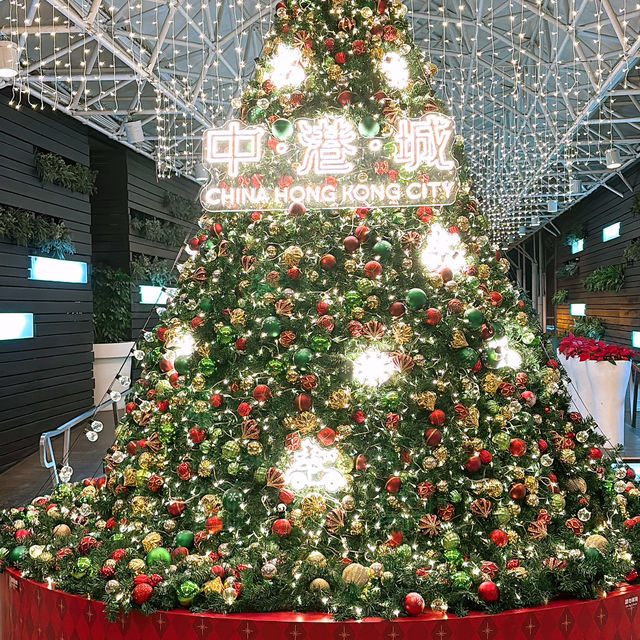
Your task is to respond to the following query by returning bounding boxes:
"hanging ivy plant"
[624,239,640,264]
[583,264,625,293]
[35,151,97,195]
[130,253,177,286]
[556,261,579,279]
[563,223,586,247]
[163,191,201,222]
[551,289,568,305]
[130,212,186,247]
[573,316,606,340]
[92,266,132,344]
[0,204,76,258]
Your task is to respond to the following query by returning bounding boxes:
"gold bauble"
[457,216,470,232]
[431,598,448,612]
[194,400,209,413]
[192,373,207,391]
[302,493,326,516]
[53,524,71,537]
[560,449,576,465]
[230,309,247,327]
[508,503,521,516]
[342,495,356,511]
[392,322,413,345]
[308,270,319,282]
[351,306,365,320]
[337,424,352,438]
[434,447,448,463]
[450,330,468,349]
[366,295,380,310]
[124,468,137,487]
[131,496,150,516]
[369,562,385,577]
[329,389,351,410]
[283,245,303,266]
[198,460,214,477]
[200,494,222,515]
[585,534,608,554]
[516,312,528,326]
[401,258,413,271]
[526,494,540,507]
[524,476,539,492]
[415,391,437,410]
[310,578,331,592]
[295,411,320,434]
[286,370,301,384]
[138,452,154,470]
[328,64,342,80]
[371,45,385,59]
[344,259,357,274]
[128,558,146,574]
[342,563,370,588]
[307,551,327,567]
[142,532,163,553]
[266,245,278,258]
[506,529,519,544]
[247,441,263,455]
[422,456,437,470]
[350,520,364,535]
[203,577,224,595]
[477,264,490,280]
[427,273,443,289]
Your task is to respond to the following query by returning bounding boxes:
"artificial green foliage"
[624,240,640,264]
[556,261,579,279]
[0,204,76,258]
[130,254,177,286]
[583,264,625,293]
[562,224,585,247]
[551,289,568,305]
[2,0,640,625]
[163,191,201,222]
[34,151,97,195]
[92,266,132,343]
[130,213,186,247]
[573,316,606,340]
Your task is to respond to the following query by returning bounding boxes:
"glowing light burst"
[352,350,396,386]
[267,45,306,89]
[285,439,347,493]
[167,332,195,357]
[489,336,523,369]
[421,223,467,273]
[380,52,409,90]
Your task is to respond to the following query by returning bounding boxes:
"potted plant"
[92,266,134,406]
[551,289,568,305]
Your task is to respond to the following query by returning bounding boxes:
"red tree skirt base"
[2,569,640,640]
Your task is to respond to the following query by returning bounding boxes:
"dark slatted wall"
[0,95,93,471]
[552,164,640,347]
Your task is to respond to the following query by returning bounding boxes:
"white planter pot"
[558,351,582,414]
[584,359,631,448]
[93,342,135,407]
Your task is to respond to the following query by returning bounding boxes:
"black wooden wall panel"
[548,163,640,348]
[0,94,94,471]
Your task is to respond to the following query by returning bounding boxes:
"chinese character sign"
[201,113,459,212]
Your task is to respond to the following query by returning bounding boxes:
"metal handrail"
[39,388,134,486]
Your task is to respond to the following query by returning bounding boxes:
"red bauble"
[272,518,292,536]
[210,393,223,408]
[385,476,402,493]
[205,516,224,535]
[157,327,168,341]
[424,427,442,446]
[132,583,153,605]
[389,301,406,317]
[489,529,508,547]
[479,324,495,340]
[188,237,200,251]
[78,536,98,554]
[167,499,186,517]
[343,235,360,253]
[288,202,306,217]
[253,384,272,403]
[318,427,336,446]
[238,402,252,417]
[465,456,482,473]
[337,90,352,106]
[364,260,383,279]
[125,402,136,414]
[510,483,527,500]
[295,393,313,411]
[429,410,446,426]
[479,449,493,464]
[159,358,174,373]
[509,438,527,457]
[335,52,347,64]
[356,454,368,470]
[189,428,206,444]
[589,447,603,460]
[355,225,370,242]
[191,317,203,330]
[439,267,453,283]
[320,254,337,270]
[539,439,548,453]
[426,308,442,325]
[478,581,500,602]
[490,292,503,306]
[287,267,301,280]
[627,570,639,582]
[236,338,247,351]
[279,489,295,504]
[404,592,425,616]
[317,301,330,315]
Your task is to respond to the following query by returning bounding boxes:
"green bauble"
[358,116,380,137]
[8,546,26,564]
[442,532,460,550]
[459,347,478,368]
[486,400,501,415]
[254,464,268,484]
[357,279,376,295]
[177,580,200,606]
[491,321,506,339]
[174,355,191,375]
[223,488,243,513]
[464,308,484,329]
[262,316,281,338]
[406,288,427,310]
[175,530,195,549]
[199,357,217,376]
[383,140,397,156]
[382,391,400,410]
[294,348,313,367]
[585,547,600,560]
[228,461,240,475]
[451,571,473,589]
[396,544,411,559]
[449,489,462,503]
[484,349,501,369]
[492,432,511,450]
[272,118,294,140]
[522,332,536,345]
[72,557,92,578]
[217,326,234,344]
[311,335,331,352]
[112,533,125,543]
[156,379,172,396]
[199,298,213,312]
[147,547,172,566]
[267,359,285,375]
[550,494,566,512]
[444,549,463,566]
[494,507,511,525]
[249,106,264,122]
[222,440,241,460]
[344,291,363,309]
[373,240,393,260]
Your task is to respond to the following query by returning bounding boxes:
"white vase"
[557,351,582,415]
[93,342,135,407]
[584,359,631,448]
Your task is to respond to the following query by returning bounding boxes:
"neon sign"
[200,113,459,211]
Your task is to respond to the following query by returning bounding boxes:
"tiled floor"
[2,404,640,510]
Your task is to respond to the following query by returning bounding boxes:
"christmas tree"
[2,0,640,621]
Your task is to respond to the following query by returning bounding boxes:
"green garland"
[0,204,76,258]
[35,151,97,195]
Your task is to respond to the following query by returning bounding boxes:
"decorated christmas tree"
[2,0,640,621]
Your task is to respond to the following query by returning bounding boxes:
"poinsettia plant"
[559,333,638,362]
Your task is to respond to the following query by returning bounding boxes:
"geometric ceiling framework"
[2,0,640,244]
